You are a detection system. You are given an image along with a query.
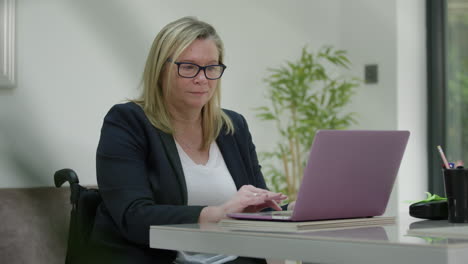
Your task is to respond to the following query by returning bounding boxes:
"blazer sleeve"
[96,104,204,246]
[238,114,268,189]
[237,113,289,211]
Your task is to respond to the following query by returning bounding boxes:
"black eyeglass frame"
[167,59,227,80]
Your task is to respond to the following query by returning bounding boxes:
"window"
[427,0,468,195]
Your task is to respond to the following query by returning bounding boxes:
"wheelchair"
[54,168,101,264]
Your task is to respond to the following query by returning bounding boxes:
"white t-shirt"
[174,140,238,264]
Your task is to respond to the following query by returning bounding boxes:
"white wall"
[339,0,398,131]
[0,0,340,187]
[338,0,400,215]
[396,0,428,211]
[338,0,427,215]
[0,0,427,217]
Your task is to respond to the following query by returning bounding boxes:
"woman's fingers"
[265,199,282,211]
[240,193,265,207]
[244,200,282,213]
[233,185,288,213]
[243,193,285,209]
[243,185,275,195]
[265,193,288,200]
[249,192,287,203]
[242,186,287,200]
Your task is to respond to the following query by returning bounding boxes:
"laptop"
[227,130,410,221]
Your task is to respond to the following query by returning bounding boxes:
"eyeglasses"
[167,59,227,80]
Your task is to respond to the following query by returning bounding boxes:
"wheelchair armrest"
[54,168,81,205]
[54,168,79,187]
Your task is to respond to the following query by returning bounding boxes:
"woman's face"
[165,38,220,113]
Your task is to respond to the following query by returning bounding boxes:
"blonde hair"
[133,17,234,150]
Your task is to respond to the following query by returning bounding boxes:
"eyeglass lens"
[178,63,224,79]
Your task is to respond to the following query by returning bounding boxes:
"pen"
[437,145,450,169]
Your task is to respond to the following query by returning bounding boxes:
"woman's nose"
[193,69,208,83]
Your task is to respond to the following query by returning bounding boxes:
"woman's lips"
[189,91,208,95]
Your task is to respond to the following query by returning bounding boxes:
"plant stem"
[291,106,301,196]
[272,96,292,196]
[280,147,291,195]
[290,105,300,198]
[288,136,297,198]
[295,135,302,184]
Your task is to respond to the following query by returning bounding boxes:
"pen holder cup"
[443,168,468,223]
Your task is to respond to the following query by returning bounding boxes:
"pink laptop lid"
[227,130,410,221]
[290,130,410,221]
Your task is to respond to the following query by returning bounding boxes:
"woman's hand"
[199,185,287,223]
[222,185,287,214]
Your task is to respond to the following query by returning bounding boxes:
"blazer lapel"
[158,131,188,205]
[216,130,249,189]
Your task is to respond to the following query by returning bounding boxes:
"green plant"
[255,46,361,200]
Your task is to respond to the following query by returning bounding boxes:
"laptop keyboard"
[260,211,293,216]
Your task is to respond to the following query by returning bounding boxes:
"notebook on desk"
[227,130,410,222]
[219,216,396,232]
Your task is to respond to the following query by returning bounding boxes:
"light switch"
[365,64,378,84]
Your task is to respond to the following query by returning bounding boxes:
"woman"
[91,17,288,264]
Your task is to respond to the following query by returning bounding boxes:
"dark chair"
[54,168,101,264]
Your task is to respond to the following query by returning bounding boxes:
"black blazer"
[90,102,269,264]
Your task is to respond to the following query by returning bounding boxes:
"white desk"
[150,216,468,264]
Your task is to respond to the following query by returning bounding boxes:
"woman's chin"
[183,99,209,110]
